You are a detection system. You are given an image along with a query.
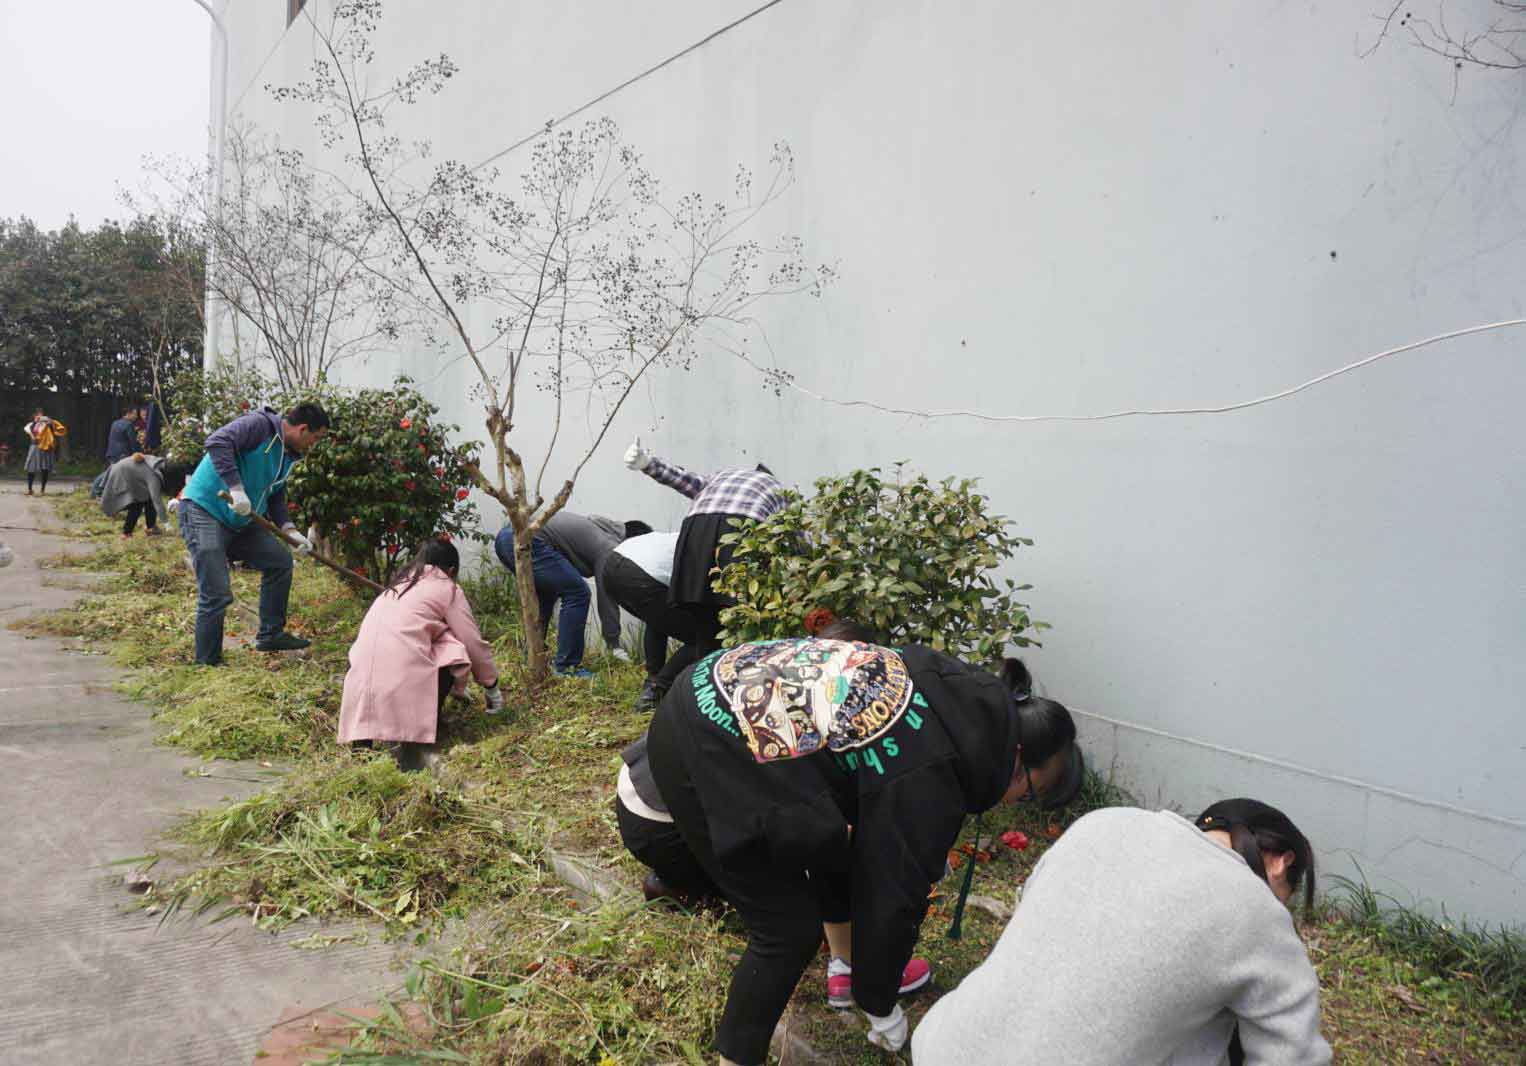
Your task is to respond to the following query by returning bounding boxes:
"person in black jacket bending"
[646,635,1084,1064]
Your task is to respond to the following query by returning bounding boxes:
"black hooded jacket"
[650,639,1020,1016]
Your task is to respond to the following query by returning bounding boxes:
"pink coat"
[338,566,499,743]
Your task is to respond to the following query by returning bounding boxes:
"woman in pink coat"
[339,538,504,769]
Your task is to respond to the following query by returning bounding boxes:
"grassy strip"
[19,488,1525,1064]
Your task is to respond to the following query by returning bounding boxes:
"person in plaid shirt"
[624,438,787,702]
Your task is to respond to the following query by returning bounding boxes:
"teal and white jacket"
[181,408,296,530]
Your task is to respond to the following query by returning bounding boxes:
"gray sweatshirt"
[538,511,625,646]
[912,808,1331,1066]
[99,455,168,522]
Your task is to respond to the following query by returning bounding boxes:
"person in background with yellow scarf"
[24,407,66,495]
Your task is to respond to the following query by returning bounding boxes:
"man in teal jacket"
[179,402,330,665]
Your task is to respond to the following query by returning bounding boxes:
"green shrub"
[715,465,1044,662]
[284,377,484,585]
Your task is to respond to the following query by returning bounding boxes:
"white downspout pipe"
[188,0,228,371]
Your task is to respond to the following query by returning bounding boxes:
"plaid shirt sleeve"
[692,470,787,521]
[643,455,707,499]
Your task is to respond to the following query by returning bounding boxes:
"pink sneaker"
[826,957,933,1009]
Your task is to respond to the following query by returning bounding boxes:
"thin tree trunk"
[510,531,550,681]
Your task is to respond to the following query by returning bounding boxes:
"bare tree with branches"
[277,0,834,680]
[1365,2,1526,72]
[129,121,405,391]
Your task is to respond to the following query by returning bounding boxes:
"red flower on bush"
[418,444,428,454]
[399,418,412,429]
[239,400,251,411]
[803,607,836,635]
[455,489,469,501]
[404,480,417,491]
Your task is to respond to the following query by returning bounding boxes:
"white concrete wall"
[222,0,1526,925]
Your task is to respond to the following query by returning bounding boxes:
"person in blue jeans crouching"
[177,401,330,666]
[493,510,649,678]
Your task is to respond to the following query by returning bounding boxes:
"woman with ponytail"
[338,538,503,770]
[913,796,1329,1065]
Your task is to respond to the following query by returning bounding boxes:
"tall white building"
[214,0,1526,925]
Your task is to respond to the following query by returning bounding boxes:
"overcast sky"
[1,1,210,230]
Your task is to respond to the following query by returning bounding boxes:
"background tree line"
[0,215,203,459]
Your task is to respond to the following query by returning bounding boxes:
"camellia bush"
[714,465,1045,663]
[285,378,483,587]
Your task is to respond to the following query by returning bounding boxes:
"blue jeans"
[494,528,590,671]
[179,500,293,664]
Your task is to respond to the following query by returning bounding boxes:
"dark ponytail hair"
[1001,659,1084,810]
[816,618,880,643]
[388,538,461,598]
[1195,798,1316,914]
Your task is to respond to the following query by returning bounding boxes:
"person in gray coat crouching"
[911,797,1330,1066]
[98,453,193,540]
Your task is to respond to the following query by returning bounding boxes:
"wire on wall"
[471,0,790,173]
[729,319,1526,424]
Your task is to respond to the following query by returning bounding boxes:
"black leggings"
[122,501,157,535]
[646,707,849,1065]
[26,472,48,493]
[602,553,708,684]
[614,797,718,899]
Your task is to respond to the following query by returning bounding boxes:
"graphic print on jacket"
[713,638,915,761]
[667,639,1022,1016]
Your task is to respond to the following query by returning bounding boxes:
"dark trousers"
[26,472,48,493]
[495,529,590,671]
[122,501,157,535]
[602,553,703,679]
[614,797,718,899]
[647,708,849,1065]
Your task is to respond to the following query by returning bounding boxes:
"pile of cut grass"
[160,755,539,930]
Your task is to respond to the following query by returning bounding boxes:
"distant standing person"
[493,511,649,678]
[23,408,67,495]
[94,405,144,498]
[178,402,329,665]
[339,538,504,771]
[623,439,786,664]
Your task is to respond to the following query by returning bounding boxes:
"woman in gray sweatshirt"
[912,798,1330,1066]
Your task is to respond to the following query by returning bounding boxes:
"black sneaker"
[634,677,666,712]
[255,632,311,652]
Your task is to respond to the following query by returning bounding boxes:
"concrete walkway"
[0,484,400,1065]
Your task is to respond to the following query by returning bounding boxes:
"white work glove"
[281,525,313,555]
[167,496,181,515]
[610,647,632,663]
[228,486,252,516]
[865,1004,908,1053]
[623,437,653,472]
[483,682,505,714]
[0,543,14,569]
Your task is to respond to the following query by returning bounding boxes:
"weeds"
[1330,871,1526,1015]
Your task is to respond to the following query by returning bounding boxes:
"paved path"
[0,484,400,1065]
